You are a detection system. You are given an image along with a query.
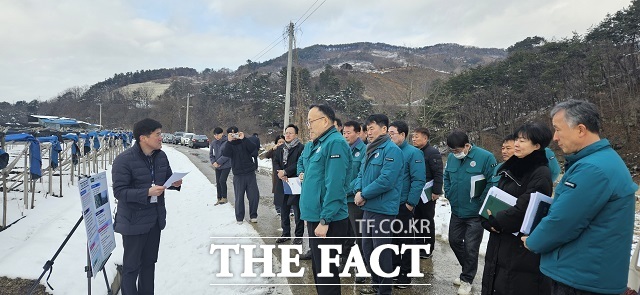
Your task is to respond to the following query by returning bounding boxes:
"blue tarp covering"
[5,133,42,180]
[88,131,100,150]
[0,148,7,170]
[62,133,81,165]
[37,136,62,169]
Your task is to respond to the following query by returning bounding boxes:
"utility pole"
[98,103,102,129]
[185,93,192,132]
[283,22,294,131]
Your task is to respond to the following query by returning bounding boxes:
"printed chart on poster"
[78,171,116,277]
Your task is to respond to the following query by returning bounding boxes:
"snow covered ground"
[0,146,289,295]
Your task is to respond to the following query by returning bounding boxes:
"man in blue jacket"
[523,99,638,294]
[112,118,182,295]
[444,130,496,295]
[209,127,231,205]
[299,104,351,295]
[354,114,404,295]
[389,121,426,289]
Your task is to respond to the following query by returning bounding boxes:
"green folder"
[470,175,487,198]
[478,187,517,220]
[479,195,512,219]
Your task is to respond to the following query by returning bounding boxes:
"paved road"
[172,144,484,294]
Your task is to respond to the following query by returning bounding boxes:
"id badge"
[150,196,158,203]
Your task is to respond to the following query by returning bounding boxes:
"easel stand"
[27,215,113,295]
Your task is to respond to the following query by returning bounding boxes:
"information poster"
[78,171,116,277]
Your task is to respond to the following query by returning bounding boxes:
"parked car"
[162,133,174,143]
[181,133,195,145]
[189,135,210,149]
[173,131,185,144]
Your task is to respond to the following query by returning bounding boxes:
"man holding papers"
[412,127,444,260]
[112,118,182,295]
[444,130,496,295]
[389,121,426,288]
[273,124,304,244]
[523,100,638,295]
[480,122,553,295]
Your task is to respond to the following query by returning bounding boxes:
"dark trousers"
[280,194,303,237]
[413,199,435,255]
[121,222,161,295]
[215,168,230,200]
[448,214,483,284]
[361,211,394,295]
[551,280,615,295]
[343,202,364,258]
[392,204,415,275]
[307,218,349,295]
[233,172,260,221]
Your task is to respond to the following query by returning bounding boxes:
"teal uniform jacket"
[526,139,638,294]
[398,141,426,207]
[296,141,312,176]
[490,162,503,187]
[354,137,404,216]
[443,145,497,218]
[299,127,351,223]
[545,147,560,183]
[347,138,367,202]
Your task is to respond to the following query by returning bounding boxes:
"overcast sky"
[0,0,632,103]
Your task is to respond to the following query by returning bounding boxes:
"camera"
[231,133,240,139]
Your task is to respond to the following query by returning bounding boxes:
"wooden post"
[23,148,28,210]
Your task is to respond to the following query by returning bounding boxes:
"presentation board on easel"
[78,172,116,278]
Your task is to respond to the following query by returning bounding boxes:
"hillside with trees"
[1,0,638,176]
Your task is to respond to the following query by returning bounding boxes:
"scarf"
[282,137,300,165]
[366,134,389,157]
[498,148,549,179]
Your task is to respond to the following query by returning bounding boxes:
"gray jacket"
[209,135,231,170]
[112,143,179,235]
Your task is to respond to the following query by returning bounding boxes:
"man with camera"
[222,126,260,224]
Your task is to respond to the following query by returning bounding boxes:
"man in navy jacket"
[112,118,182,295]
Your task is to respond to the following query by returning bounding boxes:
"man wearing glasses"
[299,104,351,295]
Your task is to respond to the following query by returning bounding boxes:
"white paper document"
[283,177,302,195]
[420,180,434,203]
[163,171,189,187]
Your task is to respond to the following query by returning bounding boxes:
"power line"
[250,0,328,62]
[297,0,327,27]
[250,31,287,62]
[294,0,321,25]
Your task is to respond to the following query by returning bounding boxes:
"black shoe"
[275,237,291,244]
[355,277,366,284]
[359,286,378,294]
[300,250,312,260]
[292,238,302,245]
[420,250,432,259]
[394,274,411,289]
[338,257,348,273]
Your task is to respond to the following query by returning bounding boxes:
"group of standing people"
[111,98,637,295]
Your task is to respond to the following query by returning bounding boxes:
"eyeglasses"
[306,116,326,127]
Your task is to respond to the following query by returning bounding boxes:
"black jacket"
[273,141,304,196]
[481,149,552,295]
[420,143,443,195]
[222,137,258,175]
[112,143,179,235]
